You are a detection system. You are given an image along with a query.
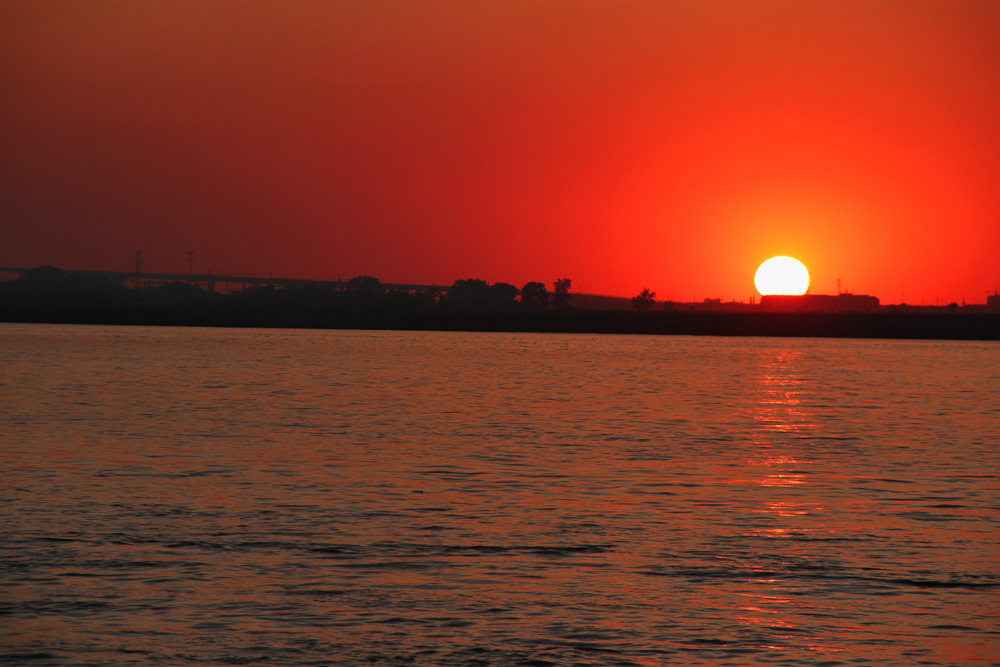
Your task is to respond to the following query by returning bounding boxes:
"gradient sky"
[2,1,998,303]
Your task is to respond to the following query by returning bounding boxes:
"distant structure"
[988,291,1000,312]
[760,293,880,313]
[0,265,450,297]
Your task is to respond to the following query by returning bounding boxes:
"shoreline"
[3,307,997,341]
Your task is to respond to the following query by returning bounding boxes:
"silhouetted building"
[988,292,1000,312]
[760,293,880,313]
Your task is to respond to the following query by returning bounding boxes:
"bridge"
[0,266,449,295]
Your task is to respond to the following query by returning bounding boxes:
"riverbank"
[3,305,997,341]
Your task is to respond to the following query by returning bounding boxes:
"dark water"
[1,324,998,666]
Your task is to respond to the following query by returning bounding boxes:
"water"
[1,323,998,666]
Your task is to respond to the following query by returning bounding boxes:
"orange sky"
[2,1,998,303]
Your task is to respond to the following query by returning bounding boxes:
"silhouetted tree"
[344,275,384,308]
[632,288,656,310]
[521,281,549,308]
[447,278,491,309]
[552,278,572,308]
[346,275,384,296]
[488,282,519,309]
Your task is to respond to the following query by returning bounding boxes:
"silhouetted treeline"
[0,267,575,328]
[1,267,997,340]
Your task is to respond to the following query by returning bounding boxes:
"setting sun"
[755,256,810,296]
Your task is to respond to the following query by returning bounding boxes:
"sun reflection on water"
[726,345,840,649]
[745,348,820,490]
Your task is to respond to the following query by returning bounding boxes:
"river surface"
[1,324,998,666]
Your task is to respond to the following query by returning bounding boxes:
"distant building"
[759,293,881,313]
[988,292,1000,312]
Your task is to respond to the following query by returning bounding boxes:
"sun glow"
[755,256,810,296]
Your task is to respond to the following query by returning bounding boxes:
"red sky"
[2,1,998,304]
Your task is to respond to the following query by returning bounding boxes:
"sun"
[754,256,810,295]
